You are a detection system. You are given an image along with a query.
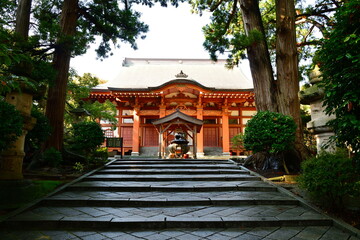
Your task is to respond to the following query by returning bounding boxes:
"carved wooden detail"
[139,110,160,116]
[203,110,222,116]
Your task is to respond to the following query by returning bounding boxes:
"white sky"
[70,4,252,82]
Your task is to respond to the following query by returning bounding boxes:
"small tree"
[26,106,51,151]
[67,121,105,165]
[231,133,245,155]
[244,111,297,154]
[243,111,297,172]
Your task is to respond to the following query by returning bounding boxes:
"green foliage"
[316,1,360,158]
[43,147,63,167]
[231,133,244,150]
[0,0,17,27]
[26,106,52,150]
[73,162,85,173]
[32,0,149,60]
[0,26,55,95]
[0,101,23,153]
[298,150,360,209]
[89,147,109,166]
[243,111,297,154]
[65,72,117,127]
[68,121,105,157]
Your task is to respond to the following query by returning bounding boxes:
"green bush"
[298,151,360,209]
[68,121,104,158]
[43,147,62,167]
[0,101,23,153]
[89,147,109,166]
[231,133,244,150]
[244,111,297,153]
[26,107,51,150]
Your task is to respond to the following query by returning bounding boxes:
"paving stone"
[173,233,204,240]
[80,233,110,240]
[244,227,279,237]
[142,232,172,240]
[159,230,187,238]
[112,233,145,240]
[319,226,357,240]
[266,227,304,240]
[292,226,329,239]
[40,231,76,240]
[217,227,251,237]
[99,231,129,238]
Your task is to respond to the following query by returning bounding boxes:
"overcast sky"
[70,3,252,82]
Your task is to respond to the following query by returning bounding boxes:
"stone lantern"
[300,65,336,153]
[0,86,36,180]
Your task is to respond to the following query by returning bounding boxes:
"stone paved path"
[1,158,359,240]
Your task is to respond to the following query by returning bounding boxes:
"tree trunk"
[15,0,32,39]
[45,0,79,151]
[275,0,307,161]
[238,0,277,112]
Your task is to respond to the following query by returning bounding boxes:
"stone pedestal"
[306,99,335,152]
[222,152,231,157]
[0,92,36,180]
[131,152,140,157]
[300,65,336,154]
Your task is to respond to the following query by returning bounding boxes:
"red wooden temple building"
[88,58,256,157]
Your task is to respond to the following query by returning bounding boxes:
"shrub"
[89,147,109,166]
[0,101,23,153]
[26,107,51,150]
[298,150,360,209]
[43,147,62,167]
[73,162,85,173]
[68,121,104,158]
[244,111,297,154]
[231,133,244,150]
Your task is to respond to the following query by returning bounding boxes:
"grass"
[0,180,63,212]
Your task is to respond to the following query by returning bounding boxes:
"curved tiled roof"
[94,58,253,91]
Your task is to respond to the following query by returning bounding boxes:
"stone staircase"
[1,158,359,240]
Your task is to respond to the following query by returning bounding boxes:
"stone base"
[131,152,140,156]
[315,132,336,153]
[0,152,25,180]
[196,152,205,158]
[222,152,231,156]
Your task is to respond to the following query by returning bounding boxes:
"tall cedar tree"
[194,0,321,161]
[44,0,148,150]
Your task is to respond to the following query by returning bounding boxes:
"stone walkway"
[1,158,359,240]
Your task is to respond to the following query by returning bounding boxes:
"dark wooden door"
[204,127,219,147]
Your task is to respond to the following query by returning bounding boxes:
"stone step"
[3,217,333,230]
[97,169,249,174]
[40,198,299,207]
[48,190,294,201]
[105,164,240,169]
[84,174,261,182]
[0,226,356,240]
[121,158,230,162]
[112,160,232,165]
[66,184,278,192]
[4,207,332,230]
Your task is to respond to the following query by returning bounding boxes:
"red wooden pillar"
[222,106,230,156]
[131,106,140,156]
[196,104,204,157]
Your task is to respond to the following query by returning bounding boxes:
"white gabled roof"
[94,58,253,91]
